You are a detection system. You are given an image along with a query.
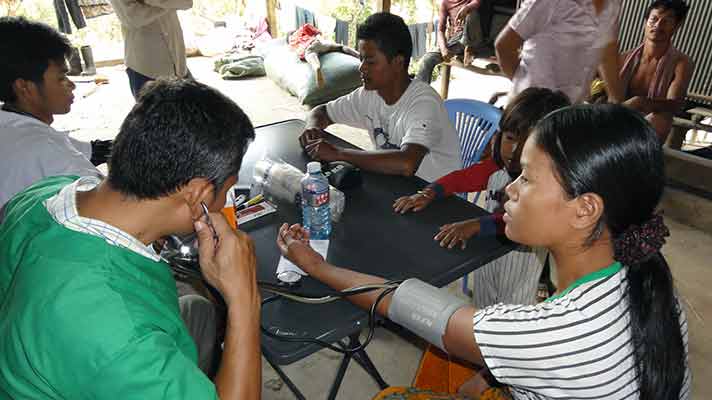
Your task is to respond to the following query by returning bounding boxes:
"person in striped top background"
[277,103,690,399]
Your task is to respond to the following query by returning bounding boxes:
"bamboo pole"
[266,0,279,37]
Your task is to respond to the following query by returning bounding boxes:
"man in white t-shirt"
[495,0,625,103]
[299,12,462,182]
[0,17,104,220]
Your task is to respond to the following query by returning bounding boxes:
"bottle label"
[306,188,329,207]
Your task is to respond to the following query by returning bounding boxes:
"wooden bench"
[667,116,712,150]
[439,58,505,99]
[438,3,515,99]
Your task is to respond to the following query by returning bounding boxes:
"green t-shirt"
[0,176,217,399]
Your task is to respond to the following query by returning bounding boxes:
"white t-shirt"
[473,263,691,399]
[325,80,462,182]
[0,110,100,218]
[509,0,621,103]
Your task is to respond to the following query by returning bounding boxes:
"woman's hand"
[195,213,259,308]
[434,218,481,249]
[393,189,435,214]
[276,223,325,274]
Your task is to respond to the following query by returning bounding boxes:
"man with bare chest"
[620,0,693,142]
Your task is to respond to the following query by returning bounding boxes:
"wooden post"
[440,64,451,100]
[266,0,279,38]
[376,0,391,12]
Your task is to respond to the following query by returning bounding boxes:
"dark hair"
[534,104,685,399]
[0,16,71,103]
[492,87,570,174]
[108,79,255,200]
[646,0,690,23]
[357,12,413,71]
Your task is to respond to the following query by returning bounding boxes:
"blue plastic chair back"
[444,98,502,170]
[444,99,502,297]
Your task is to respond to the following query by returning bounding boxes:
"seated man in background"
[0,17,110,221]
[620,0,693,142]
[0,79,261,399]
[300,12,462,183]
[416,0,514,83]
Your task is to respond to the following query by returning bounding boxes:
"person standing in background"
[108,0,192,98]
[495,0,625,104]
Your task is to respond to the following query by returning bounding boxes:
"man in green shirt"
[0,79,262,399]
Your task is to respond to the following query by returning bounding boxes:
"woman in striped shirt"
[277,104,690,399]
[393,87,570,308]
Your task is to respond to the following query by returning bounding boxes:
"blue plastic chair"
[443,99,502,296]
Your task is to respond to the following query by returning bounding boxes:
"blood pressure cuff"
[387,278,468,351]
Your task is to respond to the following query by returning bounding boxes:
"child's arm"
[393,159,500,214]
[434,212,505,249]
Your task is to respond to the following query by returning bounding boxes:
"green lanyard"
[545,261,623,303]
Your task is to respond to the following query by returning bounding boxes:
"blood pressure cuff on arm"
[387,278,468,351]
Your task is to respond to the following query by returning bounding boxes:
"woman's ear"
[180,178,214,221]
[393,54,405,69]
[570,192,605,232]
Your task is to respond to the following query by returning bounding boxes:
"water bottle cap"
[307,161,322,173]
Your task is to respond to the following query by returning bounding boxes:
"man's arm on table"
[299,105,334,145]
[301,100,429,177]
[306,141,429,177]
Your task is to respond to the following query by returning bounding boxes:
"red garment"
[288,23,321,60]
[429,157,505,236]
[434,157,499,197]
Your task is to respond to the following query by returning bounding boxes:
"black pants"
[54,0,86,34]
[127,68,194,100]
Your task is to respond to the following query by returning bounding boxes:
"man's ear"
[180,177,214,221]
[12,78,37,102]
[570,192,605,232]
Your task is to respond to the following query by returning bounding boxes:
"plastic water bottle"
[301,162,332,239]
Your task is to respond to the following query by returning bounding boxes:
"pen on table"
[237,194,264,211]
[233,193,247,209]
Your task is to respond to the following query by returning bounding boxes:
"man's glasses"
[200,201,220,249]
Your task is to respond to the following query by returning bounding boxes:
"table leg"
[666,125,686,150]
[352,350,388,389]
[327,348,353,400]
[326,334,389,400]
[348,334,389,389]
[263,348,307,400]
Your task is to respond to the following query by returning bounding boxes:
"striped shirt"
[473,262,691,399]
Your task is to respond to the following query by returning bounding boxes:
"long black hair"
[534,104,686,399]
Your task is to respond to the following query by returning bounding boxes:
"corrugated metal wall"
[617,0,712,102]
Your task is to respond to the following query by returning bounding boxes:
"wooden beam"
[376,0,391,12]
[266,0,279,37]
